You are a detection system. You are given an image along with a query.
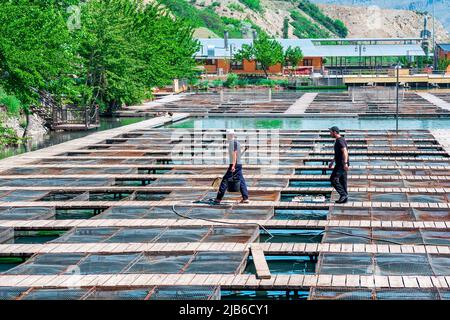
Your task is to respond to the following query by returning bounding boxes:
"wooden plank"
[250,244,271,280]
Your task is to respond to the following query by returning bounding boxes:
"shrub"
[212,79,224,87]
[224,73,239,88]
[239,0,263,13]
[0,95,22,115]
[0,122,21,146]
[228,3,245,12]
[297,0,348,37]
[290,10,331,38]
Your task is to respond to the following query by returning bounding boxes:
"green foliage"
[290,10,331,38]
[0,95,22,115]
[228,3,245,12]
[438,58,450,72]
[224,73,239,88]
[235,33,284,77]
[161,0,265,39]
[0,87,22,115]
[76,0,199,113]
[297,0,348,37]
[160,0,240,37]
[239,0,263,13]
[209,1,220,9]
[0,0,198,116]
[284,46,304,66]
[212,79,223,87]
[283,17,289,39]
[0,0,78,106]
[397,56,414,68]
[220,17,246,38]
[193,76,289,89]
[0,122,21,146]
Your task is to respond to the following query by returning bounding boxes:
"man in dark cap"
[328,126,349,203]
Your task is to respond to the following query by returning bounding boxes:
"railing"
[325,68,449,77]
[32,89,99,130]
[52,104,99,129]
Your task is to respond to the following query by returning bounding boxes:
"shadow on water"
[0,117,147,161]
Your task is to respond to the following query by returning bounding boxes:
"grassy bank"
[0,89,25,147]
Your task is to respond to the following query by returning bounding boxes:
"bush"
[0,87,22,115]
[297,0,348,37]
[239,0,263,13]
[0,122,21,146]
[0,95,22,115]
[212,79,224,87]
[290,10,331,38]
[224,73,239,88]
[228,3,245,12]
[197,80,210,90]
[209,2,220,9]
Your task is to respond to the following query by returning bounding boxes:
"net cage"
[310,288,450,300]
[4,251,248,276]
[329,207,450,221]
[349,86,405,104]
[322,227,450,246]
[50,225,259,244]
[0,126,449,300]
[0,285,220,300]
[219,88,274,105]
[315,252,450,277]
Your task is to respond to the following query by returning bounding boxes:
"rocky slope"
[312,0,450,32]
[319,4,449,41]
[167,0,449,41]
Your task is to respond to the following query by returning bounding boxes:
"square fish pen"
[0,124,449,300]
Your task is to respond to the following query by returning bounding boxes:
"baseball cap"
[329,126,340,133]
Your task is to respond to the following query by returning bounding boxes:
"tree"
[137,4,199,90]
[0,0,78,106]
[282,17,289,39]
[0,0,200,119]
[284,46,304,67]
[438,58,450,72]
[77,0,199,113]
[234,33,284,77]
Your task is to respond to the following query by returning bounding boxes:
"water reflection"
[0,117,147,160]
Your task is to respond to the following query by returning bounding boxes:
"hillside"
[159,0,449,41]
[159,0,349,38]
[311,0,450,33]
[319,4,450,42]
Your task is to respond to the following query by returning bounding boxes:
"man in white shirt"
[213,129,249,204]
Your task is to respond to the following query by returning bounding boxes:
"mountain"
[311,0,450,33]
[158,0,449,41]
[319,4,449,42]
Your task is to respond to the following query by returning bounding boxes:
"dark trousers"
[330,166,348,198]
[216,164,249,201]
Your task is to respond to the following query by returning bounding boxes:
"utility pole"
[432,0,437,70]
[396,62,400,134]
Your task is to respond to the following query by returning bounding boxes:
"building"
[196,37,427,75]
[437,43,450,60]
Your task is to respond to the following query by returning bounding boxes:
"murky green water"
[168,117,450,130]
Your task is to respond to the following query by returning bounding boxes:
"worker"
[328,126,349,203]
[213,129,249,204]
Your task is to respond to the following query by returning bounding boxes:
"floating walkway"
[0,121,449,300]
[284,93,318,114]
[417,93,450,112]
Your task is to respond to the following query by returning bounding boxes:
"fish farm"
[0,91,450,301]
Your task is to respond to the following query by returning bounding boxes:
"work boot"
[335,196,348,204]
